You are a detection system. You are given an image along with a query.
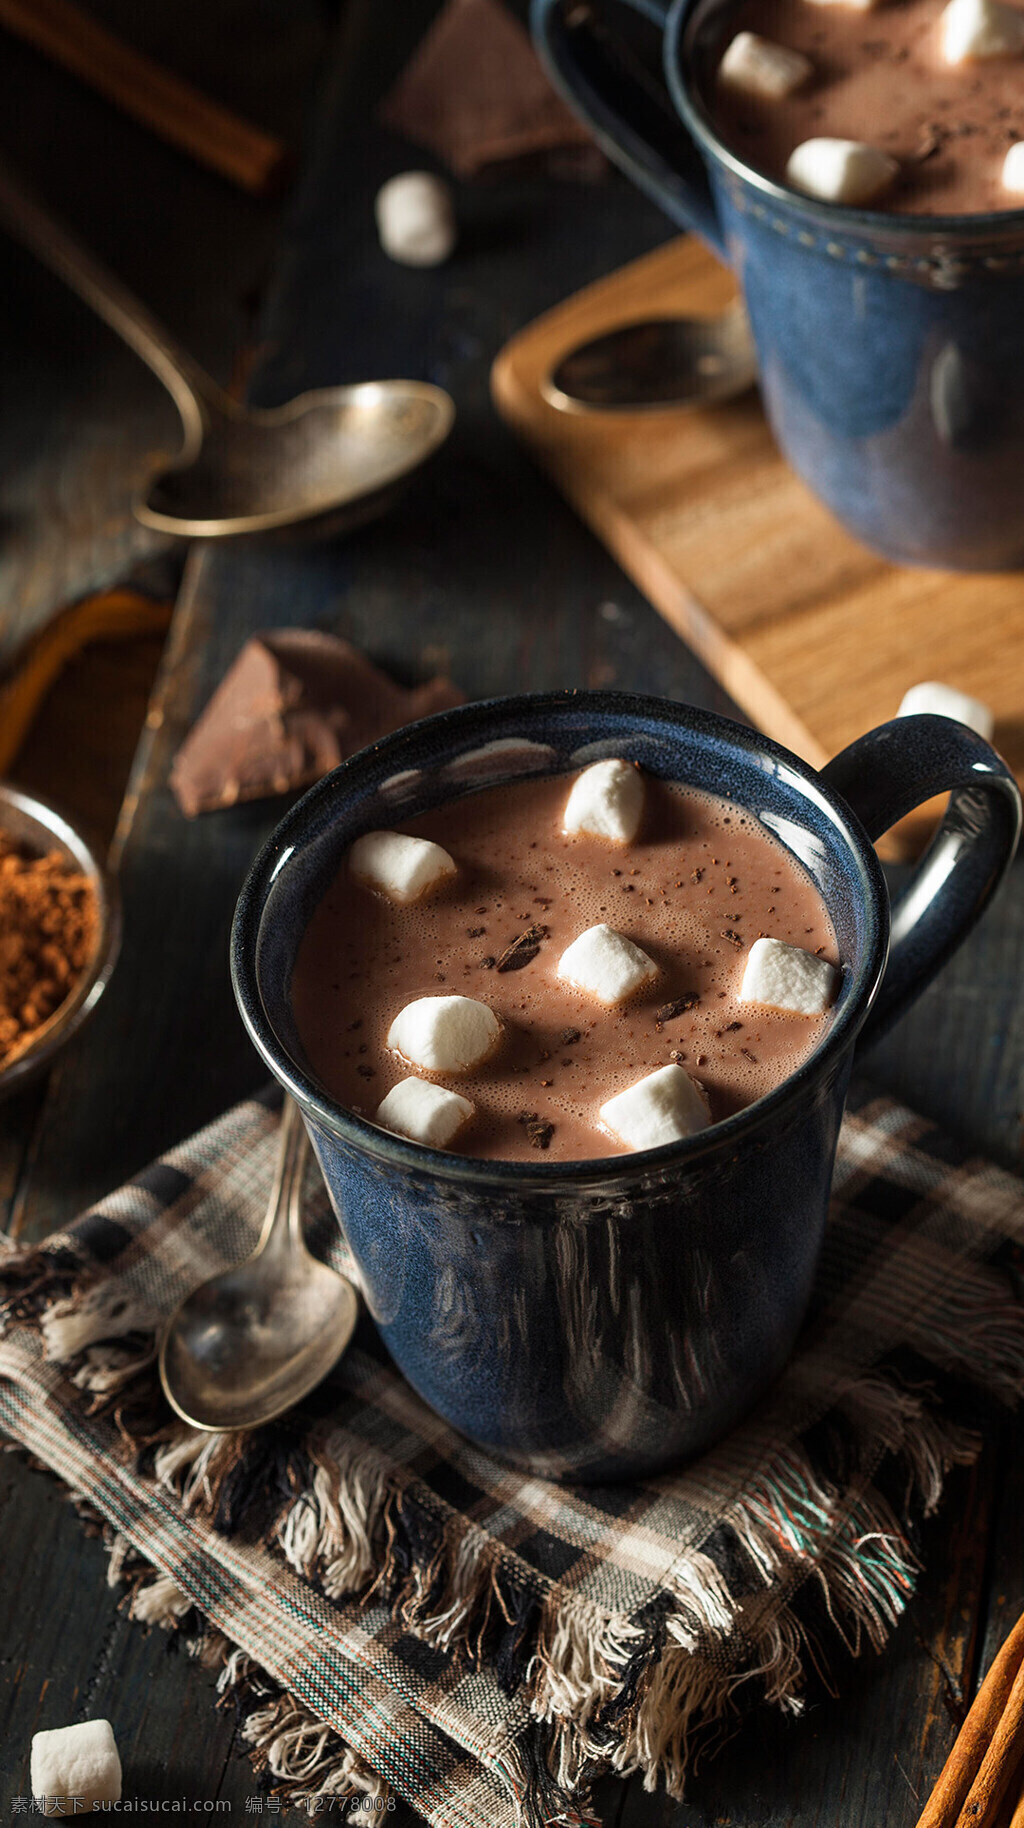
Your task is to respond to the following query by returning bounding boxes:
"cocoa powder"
[0,835,98,1065]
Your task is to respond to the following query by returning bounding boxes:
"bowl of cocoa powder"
[0,784,120,1096]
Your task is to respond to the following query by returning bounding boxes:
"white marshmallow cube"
[349,830,456,904]
[897,681,994,740]
[557,923,658,1007]
[740,937,837,1016]
[387,995,501,1073]
[718,31,813,98]
[600,1064,710,1152]
[941,0,1024,59]
[786,138,899,205]
[562,758,645,845]
[1004,142,1024,192]
[376,1077,474,1148]
[375,172,457,267]
[31,1720,122,1811]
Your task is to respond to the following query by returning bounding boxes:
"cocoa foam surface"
[290,773,839,1162]
[710,0,1024,216]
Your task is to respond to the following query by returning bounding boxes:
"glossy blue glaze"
[532,0,1024,570]
[231,693,1019,1480]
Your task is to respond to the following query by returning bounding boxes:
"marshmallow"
[600,1064,710,1152]
[387,995,501,1073]
[375,171,456,267]
[562,758,645,845]
[801,0,878,11]
[1003,141,1024,192]
[941,0,1024,59]
[739,937,837,1016]
[376,1077,474,1148]
[785,138,899,205]
[897,681,994,740]
[557,924,658,1007]
[31,1720,122,1811]
[349,830,456,904]
[718,31,814,98]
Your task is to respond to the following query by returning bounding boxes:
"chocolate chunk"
[559,1027,581,1046]
[467,926,486,938]
[654,994,700,1027]
[356,1064,376,1079]
[378,0,600,178]
[720,929,744,949]
[170,630,462,817]
[495,923,546,972]
[517,1110,554,1150]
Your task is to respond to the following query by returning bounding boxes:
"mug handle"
[531,0,726,255]
[821,716,1021,1049]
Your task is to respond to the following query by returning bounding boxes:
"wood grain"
[491,237,1024,855]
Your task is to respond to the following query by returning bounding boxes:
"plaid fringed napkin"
[2,1087,1024,1826]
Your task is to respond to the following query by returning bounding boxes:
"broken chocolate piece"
[379,0,600,178]
[169,630,462,817]
[517,1110,554,1150]
[559,1027,582,1046]
[720,929,744,949]
[495,924,546,973]
[654,994,700,1027]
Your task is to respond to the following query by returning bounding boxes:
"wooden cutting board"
[491,235,1024,856]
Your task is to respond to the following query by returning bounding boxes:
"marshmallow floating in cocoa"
[387,995,501,1072]
[786,138,899,205]
[562,758,645,845]
[350,830,457,904]
[897,680,994,740]
[557,923,658,1007]
[1004,142,1024,191]
[600,1063,710,1152]
[740,937,836,1016]
[941,0,1024,61]
[375,171,457,266]
[718,31,813,98]
[31,1721,122,1812]
[376,1076,474,1147]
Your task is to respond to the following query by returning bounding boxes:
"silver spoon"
[159,1097,358,1431]
[0,166,454,538]
[544,304,758,413]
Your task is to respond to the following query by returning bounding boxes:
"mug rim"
[663,0,1024,239]
[231,689,889,1189]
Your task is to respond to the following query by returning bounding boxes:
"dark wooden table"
[2,2,1023,1822]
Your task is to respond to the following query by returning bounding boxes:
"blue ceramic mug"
[231,693,1020,1481]
[532,0,1024,570]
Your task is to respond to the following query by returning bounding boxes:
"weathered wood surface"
[2,0,1023,1822]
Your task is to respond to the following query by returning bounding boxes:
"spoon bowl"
[545,304,757,413]
[159,1098,359,1431]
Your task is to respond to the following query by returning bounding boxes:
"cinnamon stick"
[915,1612,1024,1828]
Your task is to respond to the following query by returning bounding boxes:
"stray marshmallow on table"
[718,31,813,98]
[387,995,501,1074]
[31,1720,122,1811]
[349,830,457,904]
[941,0,1024,60]
[557,924,658,1007]
[600,1063,710,1152]
[1004,142,1024,193]
[562,758,645,845]
[376,1076,474,1148]
[740,937,837,1016]
[897,681,994,741]
[375,171,457,267]
[786,138,899,205]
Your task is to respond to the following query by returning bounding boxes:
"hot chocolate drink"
[290,763,840,1161]
[710,0,1024,214]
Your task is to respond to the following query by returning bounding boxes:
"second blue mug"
[533,0,1024,571]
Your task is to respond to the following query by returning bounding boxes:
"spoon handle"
[0,161,223,457]
[256,1096,312,1260]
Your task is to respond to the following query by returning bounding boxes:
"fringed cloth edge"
[3,1229,1023,1811]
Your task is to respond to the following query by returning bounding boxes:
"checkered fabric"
[2,1085,1023,1826]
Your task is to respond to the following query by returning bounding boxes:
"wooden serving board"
[491,235,1024,855]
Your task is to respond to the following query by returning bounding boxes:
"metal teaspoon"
[0,165,454,538]
[544,303,758,412]
[159,1097,358,1431]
